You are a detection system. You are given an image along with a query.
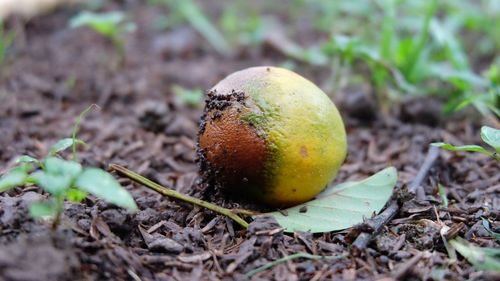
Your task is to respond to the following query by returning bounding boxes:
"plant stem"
[112,37,125,69]
[245,252,347,277]
[72,104,99,161]
[51,194,65,230]
[404,0,438,80]
[230,208,257,216]
[109,164,249,229]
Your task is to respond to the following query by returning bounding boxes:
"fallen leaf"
[257,167,397,233]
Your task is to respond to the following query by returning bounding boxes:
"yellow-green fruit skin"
[205,66,347,206]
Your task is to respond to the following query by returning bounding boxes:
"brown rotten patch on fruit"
[198,90,269,198]
[197,66,347,207]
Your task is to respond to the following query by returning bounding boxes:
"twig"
[392,251,424,279]
[244,252,347,278]
[109,164,249,229]
[409,146,440,198]
[351,201,399,256]
[351,146,440,255]
[127,269,143,281]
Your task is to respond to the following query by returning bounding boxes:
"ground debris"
[139,225,183,253]
[0,2,498,279]
[0,236,80,281]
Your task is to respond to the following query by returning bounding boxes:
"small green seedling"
[69,11,136,62]
[0,105,137,229]
[151,0,232,56]
[437,183,448,208]
[450,238,500,271]
[0,18,15,66]
[482,217,500,241]
[171,85,204,108]
[431,126,500,161]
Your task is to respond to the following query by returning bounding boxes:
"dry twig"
[351,146,440,255]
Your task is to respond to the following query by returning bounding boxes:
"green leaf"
[29,201,57,219]
[0,18,15,65]
[438,184,448,208]
[75,168,137,211]
[67,188,87,203]
[31,157,83,195]
[450,238,500,271]
[429,19,470,70]
[16,155,39,165]
[176,0,231,56]
[482,218,500,241]
[258,167,397,233]
[440,226,457,263]
[0,169,27,192]
[481,126,500,153]
[31,171,73,195]
[172,85,204,107]
[15,163,34,173]
[44,157,82,179]
[427,65,488,88]
[49,138,86,156]
[431,142,495,157]
[69,11,136,38]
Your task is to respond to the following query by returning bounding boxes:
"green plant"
[151,0,231,55]
[144,0,500,117]
[482,217,500,241]
[320,1,495,113]
[270,0,499,117]
[0,18,15,65]
[171,85,204,108]
[0,106,137,229]
[69,11,136,62]
[437,183,449,208]
[431,126,500,161]
[219,2,266,48]
[309,1,436,109]
[450,238,500,271]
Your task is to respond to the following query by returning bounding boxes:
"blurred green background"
[1,0,499,118]
[149,0,500,117]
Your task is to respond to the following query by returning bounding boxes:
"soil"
[0,2,499,281]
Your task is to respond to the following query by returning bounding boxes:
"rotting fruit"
[197,66,347,207]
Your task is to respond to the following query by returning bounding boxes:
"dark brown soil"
[0,2,498,281]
